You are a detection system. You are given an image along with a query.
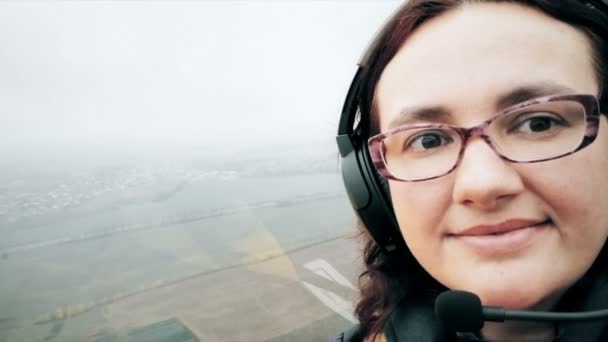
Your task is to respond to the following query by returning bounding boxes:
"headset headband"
[337,0,608,254]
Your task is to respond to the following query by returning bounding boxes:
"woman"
[334,0,608,341]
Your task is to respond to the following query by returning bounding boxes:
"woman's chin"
[472,286,554,310]
[444,264,569,310]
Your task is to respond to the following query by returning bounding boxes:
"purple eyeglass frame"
[368,93,601,182]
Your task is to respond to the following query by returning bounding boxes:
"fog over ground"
[0,1,400,160]
[1,4,409,340]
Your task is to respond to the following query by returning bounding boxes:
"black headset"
[336,0,608,254]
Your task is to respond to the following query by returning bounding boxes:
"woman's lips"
[455,219,550,236]
[449,219,552,254]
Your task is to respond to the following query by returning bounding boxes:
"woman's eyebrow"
[494,82,578,111]
[387,106,451,129]
[387,82,577,130]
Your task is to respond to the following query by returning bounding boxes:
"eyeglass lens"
[381,100,587,181]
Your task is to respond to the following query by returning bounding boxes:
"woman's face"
[375,2,608,310]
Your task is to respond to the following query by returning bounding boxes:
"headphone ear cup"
[366,152,393,211]
[336,68,404,253]
[338,133,404,253]
[375,169,392,204]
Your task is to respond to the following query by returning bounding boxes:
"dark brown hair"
[354,0,608,338]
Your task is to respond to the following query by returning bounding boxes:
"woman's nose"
[451,138,525,209]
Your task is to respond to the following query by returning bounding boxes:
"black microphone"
[435,290,608,333]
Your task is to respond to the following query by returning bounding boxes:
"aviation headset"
[336,0,608,254]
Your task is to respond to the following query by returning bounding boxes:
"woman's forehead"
[375,2,598,129]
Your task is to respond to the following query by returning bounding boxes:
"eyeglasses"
[368,94,601,182]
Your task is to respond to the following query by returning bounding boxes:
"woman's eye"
[406,131,453,151]
[521,117,555,132]
[513,114,566,134]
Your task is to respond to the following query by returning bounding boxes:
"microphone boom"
[435,290,608,333]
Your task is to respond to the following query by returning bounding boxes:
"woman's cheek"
[518,134,608,234]
[389,180,452,238]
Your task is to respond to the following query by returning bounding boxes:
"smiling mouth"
[452,218,554,237]
[483,219,552,236]
[449,219,554,254]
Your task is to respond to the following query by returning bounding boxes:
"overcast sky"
[0,0,400,157]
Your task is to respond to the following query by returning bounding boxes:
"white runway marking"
[304,258,356,290]
[301,258,357,323]
[301,281,356,323]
